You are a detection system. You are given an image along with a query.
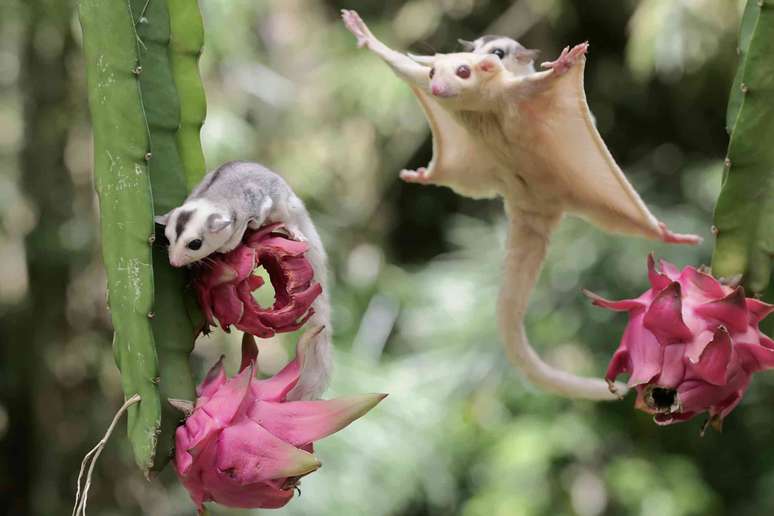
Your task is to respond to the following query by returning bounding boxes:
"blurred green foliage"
[2,1,772,515]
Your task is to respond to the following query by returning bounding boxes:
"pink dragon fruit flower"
[585,255,774,429]
[174,329,387,512]
[194,223,322,337]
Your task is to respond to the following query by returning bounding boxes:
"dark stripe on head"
[198,164,226,194]
[175,210,194,239]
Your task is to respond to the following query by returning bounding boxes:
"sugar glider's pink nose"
[431,83,447,97]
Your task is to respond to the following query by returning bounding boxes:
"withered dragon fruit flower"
[585,255,774,429]
[194,223,322,337]
[174,330,386,512]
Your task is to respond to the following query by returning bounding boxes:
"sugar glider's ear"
[515,47,540,64]
[408,53,435,66]
[477,55,500,73]
[206,213,232,233]
[458,38,475,51]
[154,210,172,226]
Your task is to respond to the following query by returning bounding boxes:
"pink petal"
[240,333,259,373]
[647,254,672,291]
[259,236,311,258]
[188,366,255,451]
[582,289,643,312]
[685,329,716,364]
[214,420,320,485]
[605,348,630,382]
[623,321,663,386]
[658,259,680,279]
[198,477,294,510]
[694,287,749,333]
[736,342,774,372]
[709,390,744,422]
[222,246,258,281]
[211,284,244,330]
[681,266,725,299]
[248,394,387,447]
[202,261,239,288]
[674,380,719,414]
[656,343,686,387]
[197,356,227,400]
[746,298,774,324]
[251,328,323,402]
[643,282,692,345]
[693,327,732,386]
[253,358,300,402]
[244,223,285,245]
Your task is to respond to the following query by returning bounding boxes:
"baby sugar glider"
[155,160,331,401]
[459,35,539,76]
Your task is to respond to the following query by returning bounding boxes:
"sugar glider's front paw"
[541,42,588,74]
[286,224,308,242]
[657,222,702,246]
[399,167,431,184]
[341,9,373,48]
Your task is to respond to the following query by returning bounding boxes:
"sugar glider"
[155,160,331,400]
[342,10,701,401]
[464,35,540,75]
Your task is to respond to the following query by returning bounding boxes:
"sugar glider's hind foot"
[399,167,432,184]
[658,222,702,245]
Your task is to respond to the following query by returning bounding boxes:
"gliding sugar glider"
[342,9,701,401]
[155,161,331,401]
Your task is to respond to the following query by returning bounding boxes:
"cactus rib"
[129,0,201,472]
[167,0,208,188]
[712,0,774,295]
[78,0,161,472]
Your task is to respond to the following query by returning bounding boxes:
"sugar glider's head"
[459,35,538,76]
[155,199,234,267]
[411,53,504,103]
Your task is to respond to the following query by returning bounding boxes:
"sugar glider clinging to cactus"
[155,161,331,400]
[342,10,701,401]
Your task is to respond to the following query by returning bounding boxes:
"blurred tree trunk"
[0,0,78,513]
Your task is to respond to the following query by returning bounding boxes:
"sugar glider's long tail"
[499,208,628,400]
[285,196,333,401]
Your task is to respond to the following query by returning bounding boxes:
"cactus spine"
[712,0,774,296]
[78,0,161,473]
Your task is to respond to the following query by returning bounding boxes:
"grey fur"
[465,35,539,76]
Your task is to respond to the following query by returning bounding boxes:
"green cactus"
[128,0,203,472]
[167,0,208,190]
[78,0,161,473]
[712,0,774,296]
[80,1,207,473]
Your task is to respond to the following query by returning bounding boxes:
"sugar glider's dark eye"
[456,65,471,79]
[429,67,435,79]
[187,239,203,251]
[491,48,505,59]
